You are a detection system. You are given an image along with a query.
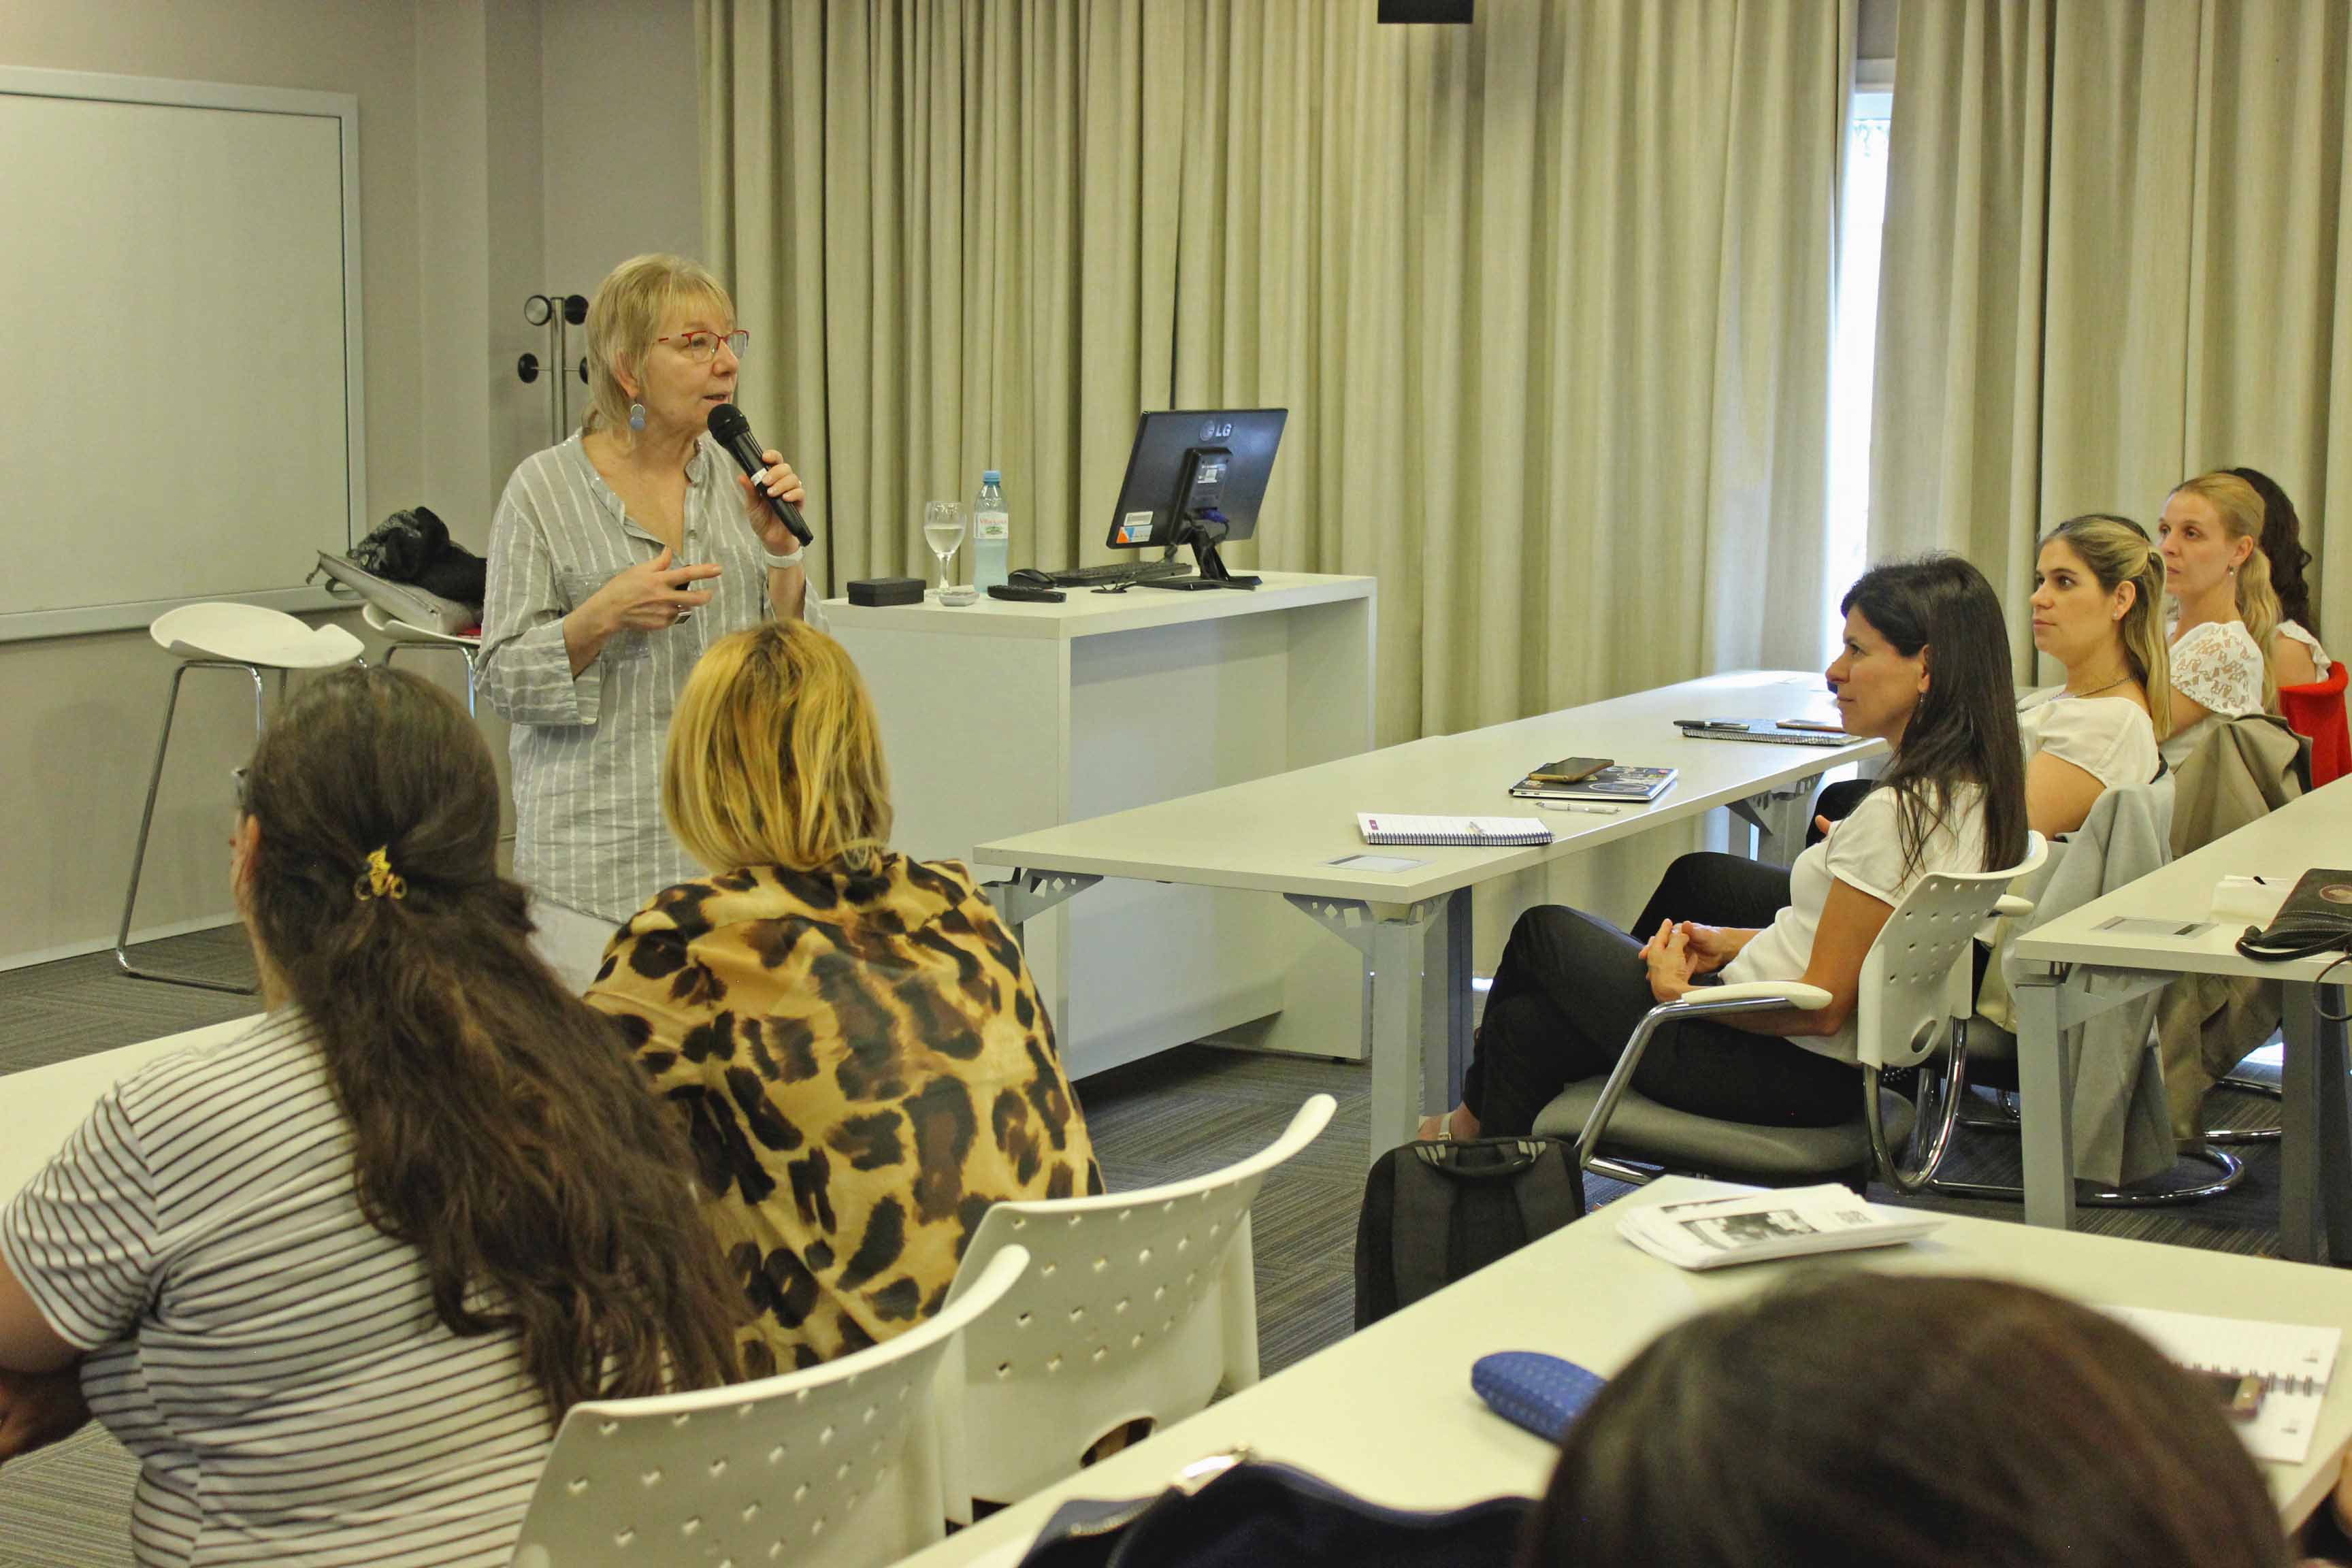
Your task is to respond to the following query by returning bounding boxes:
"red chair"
[2279,661,2350,787]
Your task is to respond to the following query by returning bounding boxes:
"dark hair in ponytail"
[2228,466,2315,633]
[1840,555,2029,877]
[240,667,740,1421]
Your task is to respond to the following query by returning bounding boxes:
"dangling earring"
[628,401,647,432]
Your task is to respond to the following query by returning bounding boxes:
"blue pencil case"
[1471,1351,1607,1441]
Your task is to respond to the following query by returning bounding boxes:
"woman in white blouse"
[1420,557,2029,1141]
[2019,514,2168,837]
[2229,466,2332,686]
[2158,471,2280,766]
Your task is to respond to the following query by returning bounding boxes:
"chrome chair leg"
[1927,1147,2248,1206]
[2208,1071,2284,1145]
[116,659,263,994]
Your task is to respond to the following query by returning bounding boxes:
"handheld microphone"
[707,403,813,546]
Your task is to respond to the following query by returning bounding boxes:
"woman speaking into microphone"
[480,253,808,990]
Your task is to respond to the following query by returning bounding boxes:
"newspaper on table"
[1617,1183,1942,1271]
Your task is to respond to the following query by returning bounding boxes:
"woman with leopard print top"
[585,620,1102,1374]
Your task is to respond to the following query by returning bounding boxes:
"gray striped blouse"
[1,1011,551,1565]
[479,434,783,922]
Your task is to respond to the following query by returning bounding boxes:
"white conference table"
[897,1175,2352,1567]
[0,1017,260,1198]
[2012,777,2352,1258]
[975,671,1882,1159]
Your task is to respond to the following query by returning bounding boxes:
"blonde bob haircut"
[581,252,734,439]
[2169,471,2283,708]
[663,621,894,875]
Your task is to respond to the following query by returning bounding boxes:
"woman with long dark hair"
[0,668,741,1564]
[1522,1275,2287,1568]
[2230,465,2331,687]
[1421,556,2028,1140]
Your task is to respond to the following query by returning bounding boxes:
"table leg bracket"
[985,870,1102,931]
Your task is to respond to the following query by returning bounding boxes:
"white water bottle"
[972,470,1010,592]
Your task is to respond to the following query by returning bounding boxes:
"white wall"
[0,0,701,968]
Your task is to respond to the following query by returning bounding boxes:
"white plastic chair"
[117,604,365,992]
[509,1245,1028,1568]
[363,602,483,714]
[1536,835,2047,1193]
[934,1093,1335,1522]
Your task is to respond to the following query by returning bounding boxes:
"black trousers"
[1459,853,1859,1138]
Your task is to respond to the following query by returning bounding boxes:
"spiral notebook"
[1356,813,1554,847]
[2106,1305,2340,1464]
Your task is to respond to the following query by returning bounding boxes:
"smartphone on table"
[1527,756,1612,785]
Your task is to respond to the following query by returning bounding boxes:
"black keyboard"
[1028,558,1194,589]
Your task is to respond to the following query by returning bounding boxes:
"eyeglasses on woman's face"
[655,328,750,363]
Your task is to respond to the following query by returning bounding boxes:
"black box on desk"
[847,576,926,607]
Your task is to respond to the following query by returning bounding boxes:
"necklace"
[2064,673,2132,700]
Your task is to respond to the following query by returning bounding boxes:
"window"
[1825,85,1893,653]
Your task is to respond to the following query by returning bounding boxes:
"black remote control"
[987,583,1066,603]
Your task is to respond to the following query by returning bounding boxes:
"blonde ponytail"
[2044,514,2175,742]
[2172,472,2283,711]
[2236,546,2282,710]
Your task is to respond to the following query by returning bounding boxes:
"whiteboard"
[0,68,363,641]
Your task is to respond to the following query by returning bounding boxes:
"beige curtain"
[704,0,1848,747]
[1872,0,2347,664]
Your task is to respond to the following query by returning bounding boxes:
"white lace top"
[2279,618,2334,680]
[2163,618,2268,766]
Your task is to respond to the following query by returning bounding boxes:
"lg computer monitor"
[1103,408,1286,589]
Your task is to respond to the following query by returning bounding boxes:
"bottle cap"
[982,470,1001,485]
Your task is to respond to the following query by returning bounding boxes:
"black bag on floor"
[1354,1136,1585,1328]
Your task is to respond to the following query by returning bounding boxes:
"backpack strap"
[1509,1140,1584,1241]
[1389,1145,1460,1310]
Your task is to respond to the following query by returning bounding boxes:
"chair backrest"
[508,1246,1028,1568]
[1856,832,2046,1071]
[2279,661,2350,789]
[936,1094,1335,1514]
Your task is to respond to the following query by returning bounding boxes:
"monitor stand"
[1140,528,1259,591]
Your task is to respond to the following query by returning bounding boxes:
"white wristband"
[762,544,806,572]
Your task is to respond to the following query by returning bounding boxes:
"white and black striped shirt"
[1,1012,550,1567]
[478,433,782,922]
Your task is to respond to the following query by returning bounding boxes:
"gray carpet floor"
[0,926,2296,1566]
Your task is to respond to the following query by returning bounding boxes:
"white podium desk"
[899,1175,2352,1567]
[820,573,1376,1079]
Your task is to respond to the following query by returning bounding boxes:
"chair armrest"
[1682,981,1831,1011]
[1993,894,2034,919]
[1570,983,1831,1169]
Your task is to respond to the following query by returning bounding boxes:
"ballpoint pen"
[1531,801,1622,816]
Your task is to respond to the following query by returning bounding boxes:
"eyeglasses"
[231,766,250,814]
[655,329,750,363]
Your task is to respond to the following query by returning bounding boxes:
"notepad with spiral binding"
[2106,1305,2340,1463]
[1356,813,1554,847]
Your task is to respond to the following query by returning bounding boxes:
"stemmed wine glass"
[923,502,966,596]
